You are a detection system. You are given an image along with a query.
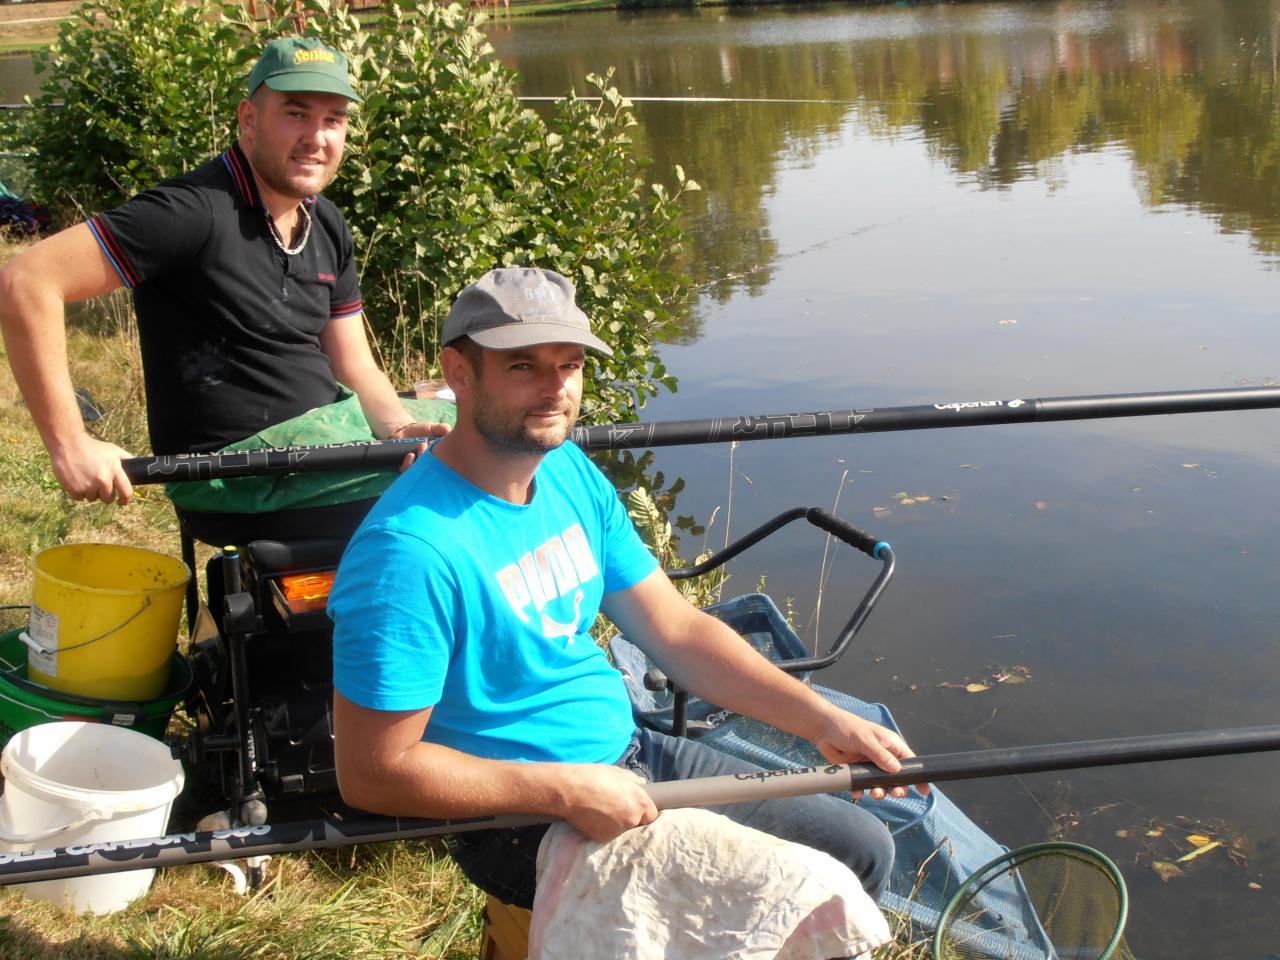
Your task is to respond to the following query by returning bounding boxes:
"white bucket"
[0,721,184,914]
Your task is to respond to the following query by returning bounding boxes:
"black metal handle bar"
[663,506,891,675]
[645,508,893,734]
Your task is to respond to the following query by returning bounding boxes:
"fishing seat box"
[480,895,530,960]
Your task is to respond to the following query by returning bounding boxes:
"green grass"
[0,842,486,959]
[488,0,625,16]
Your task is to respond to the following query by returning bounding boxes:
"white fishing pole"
[2,724,1279,887]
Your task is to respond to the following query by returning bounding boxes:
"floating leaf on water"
[872,506,891,515]
[1182,463,1200,469]
[965,683,990,693]
[900,498,917,505]
[1146,829,1165,838]
[1115,829,1130,838]
[914,495,931,502]
[891,491,911,501]
[1187,834,1213,847]
[1000,674,1028,684]
[1012,665,1032,675]
[1249,882,1263,890]
[997,319,1017,325]
[1176,840,1222,863]
[959,464,978,470]
[1152,861,1185,882]
[1131,486,1142,493]
[1035,501,1048,510]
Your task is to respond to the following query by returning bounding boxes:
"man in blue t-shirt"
[329,267,923,909]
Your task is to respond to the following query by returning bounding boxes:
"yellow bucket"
[24,544,190,701]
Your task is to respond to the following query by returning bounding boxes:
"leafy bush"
[11,0,694,423]
[13,0,249,216]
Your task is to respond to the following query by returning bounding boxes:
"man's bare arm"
[319,313,451,441]
[602,570,925,798]
[0,223,135,504]
[333,691,657,842]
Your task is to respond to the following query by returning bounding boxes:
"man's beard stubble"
[250,141,339,202]
[472,390,579,457]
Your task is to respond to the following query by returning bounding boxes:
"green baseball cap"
[247,37,361,102]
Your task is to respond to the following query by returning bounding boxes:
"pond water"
[486,1,1280,955]
[1,0,1277,952]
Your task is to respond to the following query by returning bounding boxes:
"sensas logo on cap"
[293,49,337,65]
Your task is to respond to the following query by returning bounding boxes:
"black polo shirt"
[89,143,364,454]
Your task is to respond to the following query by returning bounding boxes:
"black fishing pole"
[3,723,1278,887]
[121,385,1280,484]
[574,384,1280,451]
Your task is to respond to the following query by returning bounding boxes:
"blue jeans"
[447,727,895,910]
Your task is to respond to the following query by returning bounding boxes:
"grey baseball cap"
[443,267,613,357]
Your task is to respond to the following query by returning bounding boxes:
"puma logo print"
[496,524,599,624]
[541,590,585,644]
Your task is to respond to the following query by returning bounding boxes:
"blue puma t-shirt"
[329,442,658,765]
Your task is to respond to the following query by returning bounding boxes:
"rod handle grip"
[805,507,884,558]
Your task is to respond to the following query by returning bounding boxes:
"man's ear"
[440,345,475,395]
[236,98,256,144]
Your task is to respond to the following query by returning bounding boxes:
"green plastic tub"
[0,627,191,750]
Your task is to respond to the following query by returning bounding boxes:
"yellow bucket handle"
[20,596,153,656]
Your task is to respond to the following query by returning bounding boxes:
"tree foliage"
[15,0,249,215]
[11,0,695,422]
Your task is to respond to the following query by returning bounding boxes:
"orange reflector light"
[279,571,336,614]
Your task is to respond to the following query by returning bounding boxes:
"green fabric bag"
[165,386,456,515]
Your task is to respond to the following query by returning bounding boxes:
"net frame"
[932,841,1130,960]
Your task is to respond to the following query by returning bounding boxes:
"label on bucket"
[26,606,59,677]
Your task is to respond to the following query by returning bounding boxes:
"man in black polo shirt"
[0,37,447,542]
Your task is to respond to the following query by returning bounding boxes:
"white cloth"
[529,807,891,960]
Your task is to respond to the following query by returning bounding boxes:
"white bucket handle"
[0,805,106,845]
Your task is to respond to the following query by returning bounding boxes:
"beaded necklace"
[264,202,312,256]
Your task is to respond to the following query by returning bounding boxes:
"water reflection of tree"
[868,0,1280,259]
[500,0,1280,314]
[630,64,849,309]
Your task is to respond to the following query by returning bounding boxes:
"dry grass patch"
[0,841,485,959]
[0,279,178,604]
